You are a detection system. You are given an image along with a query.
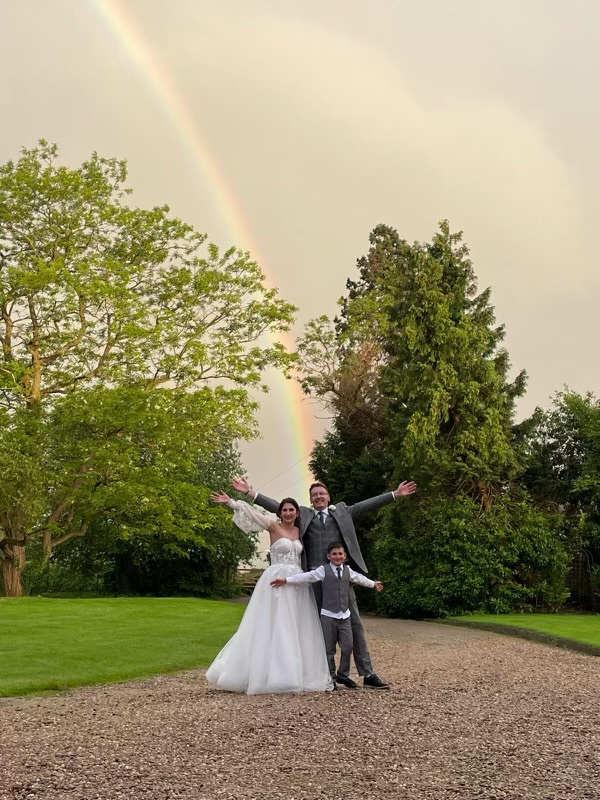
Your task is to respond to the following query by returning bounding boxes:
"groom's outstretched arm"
[231,477,280,514]
[348,480,417,520]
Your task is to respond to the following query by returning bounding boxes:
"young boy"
[271,542,383,689]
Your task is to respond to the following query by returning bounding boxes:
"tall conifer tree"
[299,222,569,615]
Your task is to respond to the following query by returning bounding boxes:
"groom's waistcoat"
[255,491,398,575]
[304,512,338,569]
[321,564,350,615]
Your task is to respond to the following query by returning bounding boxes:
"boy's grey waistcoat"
[321,564,350,614]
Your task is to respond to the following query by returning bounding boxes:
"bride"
[205,490,333,694]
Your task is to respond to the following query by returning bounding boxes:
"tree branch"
[39,295,89,365]
[51,525,88,548]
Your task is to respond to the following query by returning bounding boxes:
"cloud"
[176,3,587,302]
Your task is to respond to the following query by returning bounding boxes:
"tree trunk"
[1,543,26,596]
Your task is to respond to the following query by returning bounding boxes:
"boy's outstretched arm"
[272,567,325,588]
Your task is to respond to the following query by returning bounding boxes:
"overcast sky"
[2,0,599,500]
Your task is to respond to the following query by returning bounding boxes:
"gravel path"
[1,618,598,800]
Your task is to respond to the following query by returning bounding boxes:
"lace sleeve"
[228,499,275,534]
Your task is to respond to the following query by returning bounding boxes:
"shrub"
[373,493,570,617]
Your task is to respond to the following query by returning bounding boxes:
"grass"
[449,613,600,649]
[0,596,245,697]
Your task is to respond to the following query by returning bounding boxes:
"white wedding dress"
[205,501,333,695]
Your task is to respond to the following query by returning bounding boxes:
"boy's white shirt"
[285,563,376,620]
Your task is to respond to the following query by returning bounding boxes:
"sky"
[2,0,599,507]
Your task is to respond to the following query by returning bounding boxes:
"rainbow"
[91,0,315,497]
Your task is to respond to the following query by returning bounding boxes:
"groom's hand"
[232,476,251,495]
[393,480,417,498]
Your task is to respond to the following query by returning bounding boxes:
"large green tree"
[298,225,402,501]
[298,228,402,575]
[26,435,255,597]
[379,220,526,501]
[299,222,569,615]
[0,142,296,595]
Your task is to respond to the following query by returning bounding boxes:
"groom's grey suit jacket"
[254,492,396,573]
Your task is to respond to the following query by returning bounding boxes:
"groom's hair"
[309,481,329,495]
[327,541,346,554]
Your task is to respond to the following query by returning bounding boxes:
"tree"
[299,222,569,615]
[518,392,600,607]
[297,226,404,501]
[29,438,256,597]
[380,220,526,501]
[518,392,600,513]
[0,142,296,595]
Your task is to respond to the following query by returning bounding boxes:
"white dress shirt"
[285,563,376,619]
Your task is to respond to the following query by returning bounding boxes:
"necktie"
[336,566,342,580]
[318,511,325,524]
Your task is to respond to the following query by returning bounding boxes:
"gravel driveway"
[1,617,598,800]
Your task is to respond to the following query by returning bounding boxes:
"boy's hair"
[327,541,346,554]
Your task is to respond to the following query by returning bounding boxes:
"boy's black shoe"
[335,675,359,689]
[363,673,390,690]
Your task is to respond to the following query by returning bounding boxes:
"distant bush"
[373,494,570,617]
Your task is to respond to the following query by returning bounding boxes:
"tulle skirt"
[206,562,333,694]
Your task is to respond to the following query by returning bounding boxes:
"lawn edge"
[436,618,600,657]
[0,663,211,700]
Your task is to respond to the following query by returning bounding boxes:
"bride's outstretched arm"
[211,492,275,533]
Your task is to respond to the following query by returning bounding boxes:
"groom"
[232,476,417,689]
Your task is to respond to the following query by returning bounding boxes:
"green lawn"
[450,613,600,649]
[0,596,245,697]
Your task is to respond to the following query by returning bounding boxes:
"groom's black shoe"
[335,675,359,689]
[363,673,390,690]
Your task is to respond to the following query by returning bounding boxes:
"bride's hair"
[278,497,300,526]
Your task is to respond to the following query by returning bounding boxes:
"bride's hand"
[210,491,231,504]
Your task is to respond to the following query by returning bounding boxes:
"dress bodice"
[270,537,303,566]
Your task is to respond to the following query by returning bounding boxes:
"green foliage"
[380,221,526,496]
[374,494,569,617]
[0,141,296,594]
[299,221,570,616]
[0,142,296,405]
[520,392,600,518]
[519,392,600,607]
[15,389,257,597]
[309,429,391,507]
[298,227,398,509]
[588,564,600,611]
